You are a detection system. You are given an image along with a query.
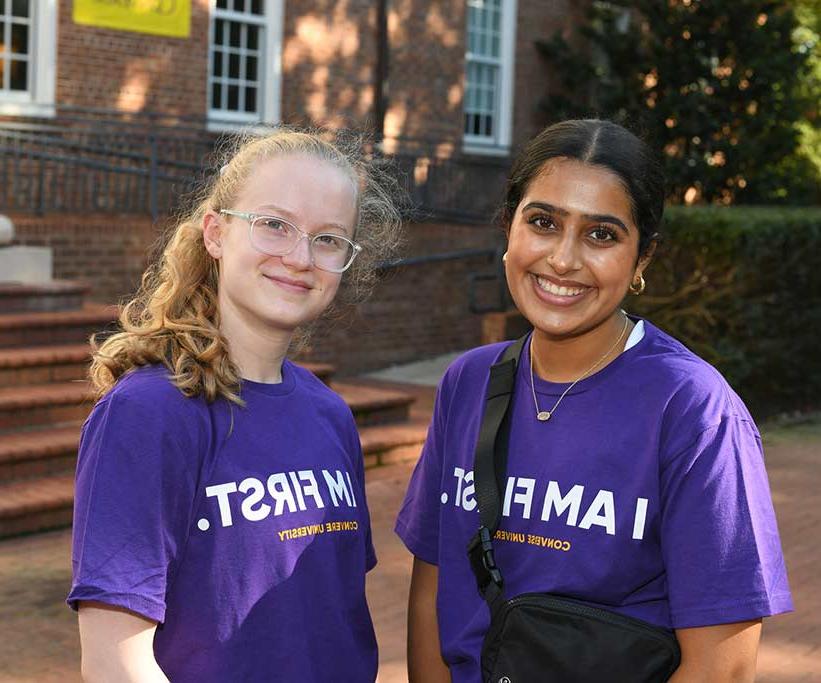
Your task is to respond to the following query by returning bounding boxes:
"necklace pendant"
[537,411,552,422]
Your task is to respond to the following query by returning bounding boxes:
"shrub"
[626,205,821,418]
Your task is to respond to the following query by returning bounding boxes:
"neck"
[217,297,293,384]
[531,312,631,383]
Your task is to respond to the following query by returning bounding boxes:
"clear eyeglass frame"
[219,209,362,273]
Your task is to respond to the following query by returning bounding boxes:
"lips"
[533,274,589,298]
[263,273,312,293]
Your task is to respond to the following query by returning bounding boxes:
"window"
[463,0,516,153]
[208,0,283,127]
[0,0,57,117]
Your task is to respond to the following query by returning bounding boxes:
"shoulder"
[635,321,757,444]
[288,360,354,418]
[89,364,209,438]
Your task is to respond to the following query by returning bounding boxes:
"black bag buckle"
[468,526,503,593]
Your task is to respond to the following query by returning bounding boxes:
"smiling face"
[505,157,653,341]
[203,153,358,337]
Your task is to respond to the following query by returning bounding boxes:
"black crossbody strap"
[467,334,528,610]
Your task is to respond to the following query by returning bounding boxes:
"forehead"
[522,158,634,223]
[236,154,358,233]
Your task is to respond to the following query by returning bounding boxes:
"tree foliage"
[537,0,819,205]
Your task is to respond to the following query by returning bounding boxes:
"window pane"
[11,23,27,54]
[10,58,26,90]
[250,0,263,15]
[215,19,225,45]
[228,84,239,110]
[247,25,259,51]
[213,50,223,77]
[247,56,258,81]
[229,22,240,47]
[216,0,227,8]
[232,0,245,12]
[212,83,223,110]
[11,0,28,18]
[229,52,240,79]
[245,87,257,113]
[0,1,5,15]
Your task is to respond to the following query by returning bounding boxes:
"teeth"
[535,276,585,297]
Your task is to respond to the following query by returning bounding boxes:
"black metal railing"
[0,110,511,224]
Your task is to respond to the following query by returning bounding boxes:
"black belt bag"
[467,336,681,683]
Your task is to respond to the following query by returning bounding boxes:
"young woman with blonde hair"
[67,129,401,682]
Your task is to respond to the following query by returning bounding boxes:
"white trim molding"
[0,0,57,117]
[463,0,517,155]
[207,0,283,131]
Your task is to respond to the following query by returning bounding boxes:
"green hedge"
[625,206,821,420]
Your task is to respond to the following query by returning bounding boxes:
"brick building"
[1,0,587,370]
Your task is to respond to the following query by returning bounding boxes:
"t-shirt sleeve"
[659,416,793,629]
[394,377,451,566]
[67,385,202,623]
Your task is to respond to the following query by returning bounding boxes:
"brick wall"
[6,213,503,369]
[55,0,210,118]
[10,214,160,305]
[306,251,499,373]
[281,0,378,130]
[384,0,466,147]
[512,0,592,149]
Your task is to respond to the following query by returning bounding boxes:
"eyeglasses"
[219,210,362,273]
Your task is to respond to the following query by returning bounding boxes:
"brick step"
[0,344,91,386]
[0,346,334,388]
[0,382,92,434]
[360,418,429,468]
[0,474,74,537]
[0,420,429,538]
[0,280,91,314]
[0,304,118,348]
[333,382,415,427]
[0,424,80,482]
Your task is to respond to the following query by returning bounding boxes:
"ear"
[634,240,657,279]
[202,211,224,259]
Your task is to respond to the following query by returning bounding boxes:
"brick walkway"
[0,411,818,682]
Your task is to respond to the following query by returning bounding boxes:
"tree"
[537,0,819,205]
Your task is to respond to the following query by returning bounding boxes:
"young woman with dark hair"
[396,119,792,682]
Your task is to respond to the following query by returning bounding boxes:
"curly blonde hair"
[90,128,403,405]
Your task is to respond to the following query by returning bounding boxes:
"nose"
[547,232,582,274]
[280,234,313,270]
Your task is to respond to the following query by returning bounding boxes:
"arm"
[407,557,451,683]
[78,602,170,683]
[668,620,761,683]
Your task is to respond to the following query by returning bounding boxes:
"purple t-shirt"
[68,362,378,682]
[396,319,792,682]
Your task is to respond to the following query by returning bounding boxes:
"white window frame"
[207,0,283,132]
[0,0,57,117]
[463,0,517,156]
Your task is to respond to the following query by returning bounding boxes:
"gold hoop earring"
[502,251,508,263]
[629,275,646,296]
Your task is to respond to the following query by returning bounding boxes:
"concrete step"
[333,382,415,427]
[0,424,79,481]
[0,474,74,537]
[0,382,92,434]
[0,304,117,348]
[0,280,90,314]
[0,344,91,387]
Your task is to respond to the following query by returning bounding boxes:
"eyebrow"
[522,201,630,234]
[255,204,349,234]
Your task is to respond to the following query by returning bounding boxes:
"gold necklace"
[529,315,630,422]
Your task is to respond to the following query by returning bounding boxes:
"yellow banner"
[73,0,191,39]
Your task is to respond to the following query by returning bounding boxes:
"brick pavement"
[0,411,818,682]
